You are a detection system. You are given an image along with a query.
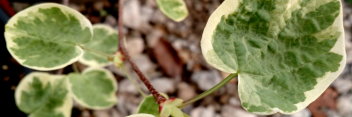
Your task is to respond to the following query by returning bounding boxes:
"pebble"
[221,105,257,117]
[333,78,352,94]
[151,78,175,93]
[126,37,145,57]
[119,79,139,94]
[229,97,241,107]
[133,54,159,78]
[291,109,311,117]
[337,94,352,117]
[104,15,117,26]
[191,106,216,117]
[177,82,196,100]
[191,70,222,91]
[93,110,110,117]
[123,0,142,29]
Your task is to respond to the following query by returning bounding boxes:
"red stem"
[117,0,166,104]
[0,0,16,16]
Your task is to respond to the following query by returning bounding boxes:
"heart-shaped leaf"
[156,0,189,22]
[79,24,118,67]
[15,72,72,117]
[202,0,345,114]
[5,3,93,71]
[67,68,117,109]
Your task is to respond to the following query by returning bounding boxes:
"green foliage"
[67,68,118,109]
[201,0,345,114]
[15,68,118,117]
[8,0,348,116]
[160,98,184,117]
[156,0,189,22]
[137,96,159,116]
[4,3,93,71]
[15,73,72,117]
[79,24,118,67]
[137,96,189,117]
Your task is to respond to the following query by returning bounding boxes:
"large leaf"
[156,0,189,22]
[5,3,93,71]
[201,0,345,114]
[15,72,72,117]
[79,24,118,67]
[67,68,117,109]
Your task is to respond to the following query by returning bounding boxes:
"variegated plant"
[202,0,346,114]
[5,0,347,116]
[15,68,118,117]
[79,24,118,67]
[6,3,119,117]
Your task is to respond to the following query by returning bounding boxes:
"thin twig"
[117,0,166,104]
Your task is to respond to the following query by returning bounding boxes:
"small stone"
[123,0,141,29]
[146,29,163,48]
[151,78,175,93]
[326,110,340,117]
[221,105,257,117]
[134,54,158,78]
[332,78,352,94]
[93,109,110,117]
[104,15,117,26]
[177,82,196,100]
[191,70,222,91]
[116,94,139,116]
[191,106,216,117]
[126,37,145,57]
[337,94,352,116]
[119,79,139,94]
[229,97,241,106]
[82,110,90,117]
[291,109,311,117]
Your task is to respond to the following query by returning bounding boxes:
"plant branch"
[117,0,166,104]
[179,73,238,108]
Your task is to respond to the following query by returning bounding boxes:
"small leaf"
[156,0,189,22]
[67,67,117,109]
[127,114,155,117]
[15,72,72,117]
[201,0,345,114]
[137,96,159,116]
[113,52,124,68]
[79,24,118,67]
[4,3,93,71]
[160,98,184,117]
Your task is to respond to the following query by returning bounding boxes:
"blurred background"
[1,0,352,117]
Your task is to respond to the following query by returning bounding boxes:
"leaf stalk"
[179,73,238,108]
[117,0,166,104]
